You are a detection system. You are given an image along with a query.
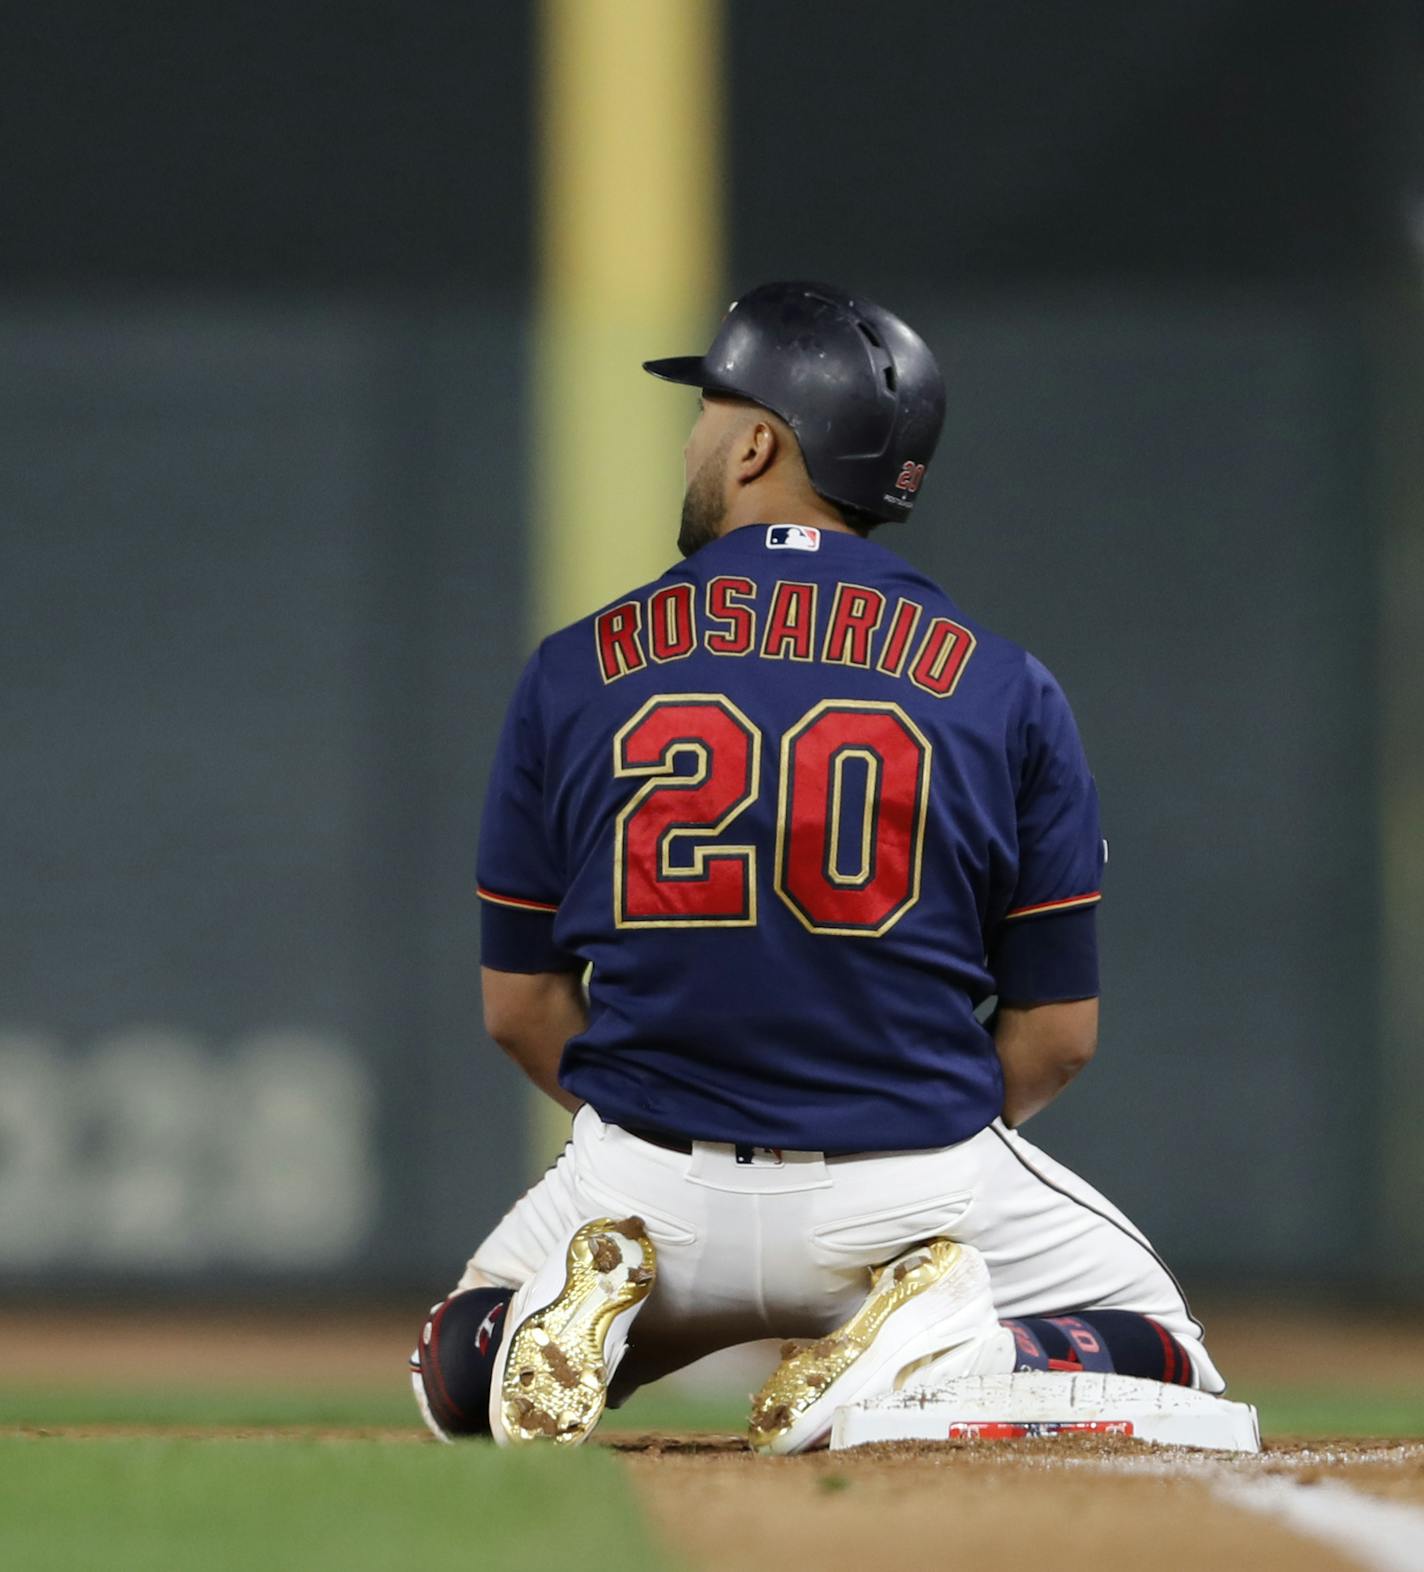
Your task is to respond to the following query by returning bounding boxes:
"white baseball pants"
[458,1105,1224,1394]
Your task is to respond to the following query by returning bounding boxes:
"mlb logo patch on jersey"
[766,524,821,551]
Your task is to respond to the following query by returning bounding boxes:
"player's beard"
[677,432,735,558]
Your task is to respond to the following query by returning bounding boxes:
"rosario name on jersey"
[477,525,1105,1153]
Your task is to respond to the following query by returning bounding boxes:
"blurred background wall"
[2,0,1420,1301]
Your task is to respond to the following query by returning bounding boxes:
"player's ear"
[734,419,778,485]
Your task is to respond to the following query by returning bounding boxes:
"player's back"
[477,523,1103,1153]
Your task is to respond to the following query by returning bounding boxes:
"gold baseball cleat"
[748,1238,1003,1455]
[493,1217,656,1447]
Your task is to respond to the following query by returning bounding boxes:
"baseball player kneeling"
[411,282,1224,1452]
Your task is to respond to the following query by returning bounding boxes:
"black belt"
[622,1125,872,1163]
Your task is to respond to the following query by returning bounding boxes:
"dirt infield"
[8,1305,1424,1571]
[621,1437,1398,1572]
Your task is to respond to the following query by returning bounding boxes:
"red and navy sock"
[1001,1310,1195,1386]
[411,1287,515,1436]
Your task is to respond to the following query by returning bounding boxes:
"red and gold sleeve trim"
[1003,891,1102,921]
[476,885,560,914]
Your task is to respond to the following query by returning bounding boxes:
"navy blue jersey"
[477,524,1104,1152]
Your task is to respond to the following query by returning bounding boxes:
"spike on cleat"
[491,1217,657,1447]
[747,1239,1006,1456]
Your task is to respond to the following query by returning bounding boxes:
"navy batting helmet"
[643,281,945,524]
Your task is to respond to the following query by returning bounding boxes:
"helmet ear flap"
[644,282,945,524]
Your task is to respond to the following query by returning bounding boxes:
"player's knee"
[410,1287,514,1439]
[1001,1309,1198,1387]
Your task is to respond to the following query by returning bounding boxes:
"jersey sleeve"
[476,649,581,974]
[988,657,1106,1003]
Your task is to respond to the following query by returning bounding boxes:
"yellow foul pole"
[536,0,723,633]
[531,0,723,1167]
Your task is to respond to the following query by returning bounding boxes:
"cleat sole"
[748,1239,965,1453]
[499,1218,655,1447]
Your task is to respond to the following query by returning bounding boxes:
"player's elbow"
[482,1001,520,1053]
[998,998,1098,1066]
[482,969,537,1050]
[1055,1022,1098,1077]
[994,998,1099,1126]
[1025,1031,1096,1094]
[481,966,584,1053]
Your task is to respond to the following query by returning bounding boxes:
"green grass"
[0,1382,745,1435]
[4,1377,1420,1572]
[6,1380,1422,1440]
[0,1436,674,1572]
[1238,1385,1424,1439]
[1,1385,417,1430]
[606,1386,748,1434]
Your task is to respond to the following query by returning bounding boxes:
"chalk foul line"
[1059,1447,1424,1572]
[1213,1477,1424,1572]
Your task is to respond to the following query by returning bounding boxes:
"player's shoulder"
[900,575,1078,731]
[517,568,682,714]
[532,567,681,673]
[847,539,1054,697]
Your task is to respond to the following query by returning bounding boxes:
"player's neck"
[718,490,857,540]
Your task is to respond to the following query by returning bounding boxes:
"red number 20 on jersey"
[613,694,931,937]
